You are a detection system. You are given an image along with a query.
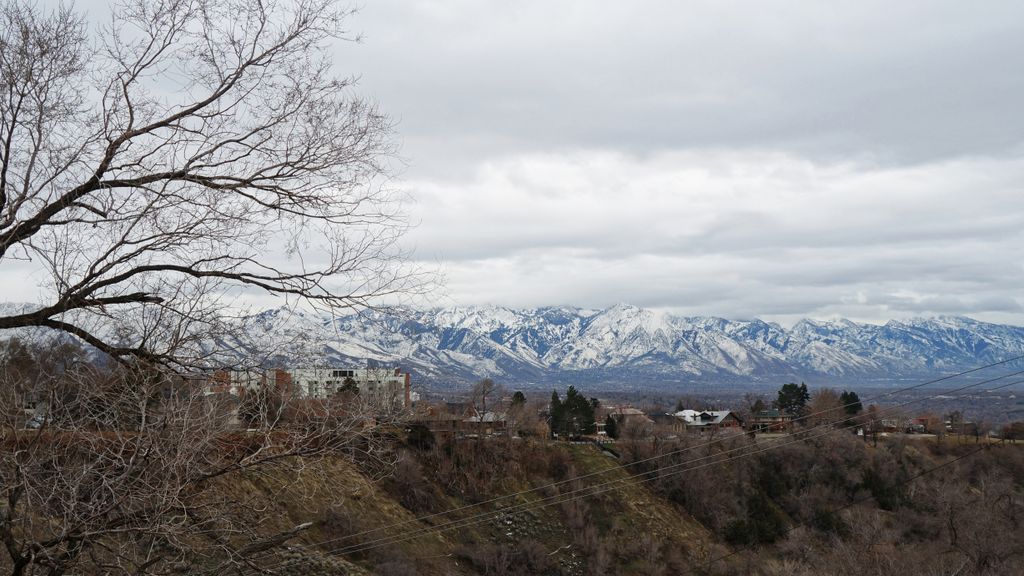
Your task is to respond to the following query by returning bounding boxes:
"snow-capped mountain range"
[5,301,1024,388]
[230,304,1024,388]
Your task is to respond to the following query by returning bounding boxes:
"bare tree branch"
[0,337,401,574]
[0,0,426,369]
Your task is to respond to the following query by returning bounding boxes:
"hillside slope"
[234,432,1024,576]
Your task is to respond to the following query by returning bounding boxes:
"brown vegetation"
[619,431,1024,575]
[0,339,399,575]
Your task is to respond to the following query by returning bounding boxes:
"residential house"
[409,404,463,442]
[908,417,930,434]
[411,403,507,439]
[648,412,680,428]
[462,411,507,436]
[879,418,906,433]
[605,407,655,437]
[945,419,979,436]
[750,409,794,432]
[672,410,744,434]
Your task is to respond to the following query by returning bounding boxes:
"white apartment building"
[289,366,412,407]
[197,366,414,409]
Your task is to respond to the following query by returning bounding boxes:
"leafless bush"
[547,446,574,481]
[382,449,446,514]
[0,339,399,574]
[457,539,562,576]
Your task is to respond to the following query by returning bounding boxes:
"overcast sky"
[329,0,1024,325]
[14,1,1024,326]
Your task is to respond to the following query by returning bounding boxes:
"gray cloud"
[400,151,1024,324]
[347,0,1024,325]
[17,1,1024,327]
[348,0,1024,177]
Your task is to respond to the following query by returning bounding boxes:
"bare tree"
[739,391,767,423]
[0,338,399,575]
[0,0,420,368]
[0,1,417,572]
[465,377,503,441]
[469,377,501,419]
[806,387,844,428]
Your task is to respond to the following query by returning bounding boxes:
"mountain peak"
[229,306,1024,385]
[6,302,1024,387]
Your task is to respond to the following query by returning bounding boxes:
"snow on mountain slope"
[222,306,1024,386]
[6,302,1024,387]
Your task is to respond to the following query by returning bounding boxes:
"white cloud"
[16,1,1024,326]
[403,150,1024,323]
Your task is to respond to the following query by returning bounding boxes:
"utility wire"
[245,363,1024,571]
[248,365,1024,572]
[249,353,1024,563]
[324,376,1022,559]
[688,440,1002,575]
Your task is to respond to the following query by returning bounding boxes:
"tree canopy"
[775,382,810,416]
[604,414,619,439]
[839,390,863,415]
[549,386,597,437]
[511,390,526,406]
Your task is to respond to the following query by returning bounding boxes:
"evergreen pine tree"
[840,390,863,415]
[605,414,619,439]
[776,382,811,416]
[549,390,564,437]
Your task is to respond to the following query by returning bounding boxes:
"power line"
[688,440,1001,575]
[325,377,1022,559]
[249,364,1024,570]
[249,354,1024,562]
[245,365,1024,571]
